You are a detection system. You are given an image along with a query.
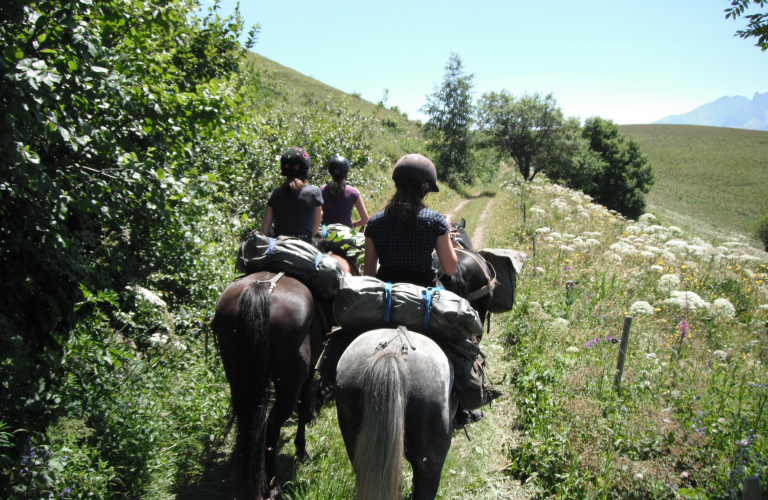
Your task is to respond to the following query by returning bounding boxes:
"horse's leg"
[294,367,314,463]
[265,346,311,496]
[406,420,451,500]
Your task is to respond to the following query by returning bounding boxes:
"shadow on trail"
[173,420,301,500]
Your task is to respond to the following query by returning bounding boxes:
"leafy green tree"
[421,54,476,187]
[580,117,655,219]
[756,213,768,251]
[545,117,604,194]
[0,0,253,342]
[477,91,564,181]
[726,0,768,51]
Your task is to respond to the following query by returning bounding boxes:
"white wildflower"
[544,236,554,242]
[657,274,680,292]
[551,318,569,333]
[609,243,623,252]
[533,267,546,276]
[550,200,568,212]
[645,352,657,360]
[663,291,711,311]
[661,251,677,262]
[127,285,167,308]
[687,245,706,257]
[626,225,642,234]
[535,227,551,234]
[629,301,654,316]
[638,213,657,224]
[713,350,728,361]
[606,253,622,262]
[649,265,663,272]
[550,232,562,239]
[712,298,736,317]
[759,304,768,312]
[586,238,601,247]
[640,251,655,258]
[559,245,576,253]
[669,226,684,236]
[149,333,168,345]
[572,237,586,247]
[566,346,580,353]
[621,247,638,256]
[664,239,688,254]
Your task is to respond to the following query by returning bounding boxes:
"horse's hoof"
[296,449,310,464]
[267,484,282,500]
[310,413,319,425]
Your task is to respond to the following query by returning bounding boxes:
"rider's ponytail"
[284,176,307,197]
[329,172,347,196]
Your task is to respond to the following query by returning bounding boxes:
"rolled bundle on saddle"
[478,248,527,314]
[235,231,342,299]
[332,276,483,343]
[315,223,364,256]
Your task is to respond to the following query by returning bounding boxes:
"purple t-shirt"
[320,184,360,228]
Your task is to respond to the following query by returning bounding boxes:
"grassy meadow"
[618,125,768,242]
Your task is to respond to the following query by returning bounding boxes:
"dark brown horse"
[434,221,495,339]
[212,272,325,499]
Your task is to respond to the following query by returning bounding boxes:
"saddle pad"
[235,231,342,299]
[332,275,483,343]
[478,248,527,314]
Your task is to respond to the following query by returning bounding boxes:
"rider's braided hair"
[328,172,346,196]
[383,179,430,233]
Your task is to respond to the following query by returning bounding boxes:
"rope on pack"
[383,282,393,327]
[252,271,284,295]
[421,286,443,334]
[266,238,276,268]
[322,225,328,238]
[311,252,322,275]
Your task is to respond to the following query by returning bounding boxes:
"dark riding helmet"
[392,153,439,193]
[327,155,351,179]
[280,147,311,177]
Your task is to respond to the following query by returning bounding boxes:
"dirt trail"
[471,198,495,249]
[448,198,473,216]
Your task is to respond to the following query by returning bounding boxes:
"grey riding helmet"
[280,147,311,177]
[392,153,439,192]
[327,155,351,179]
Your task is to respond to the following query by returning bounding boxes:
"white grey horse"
[335,327,456,500]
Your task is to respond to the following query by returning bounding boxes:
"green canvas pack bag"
[332,276,483,344]
[444,339,493,411]
[235,231,342,299]
[478,248,527,314]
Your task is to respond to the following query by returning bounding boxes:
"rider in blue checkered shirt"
[363,154,458,288]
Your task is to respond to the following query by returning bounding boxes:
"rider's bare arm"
[364,237,378,277]
[312,206,322,235]
[352,196,369,228]
[434,233,458,276]
[261,206,274,236]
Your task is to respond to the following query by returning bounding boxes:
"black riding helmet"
[280,147,311,177]
[327,155,351,179]
[392,153,439,193]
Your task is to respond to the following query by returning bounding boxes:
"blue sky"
[213,0,768,124]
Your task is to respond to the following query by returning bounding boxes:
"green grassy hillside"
[619,124,768,239]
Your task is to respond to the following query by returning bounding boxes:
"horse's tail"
[230,281,271,500]
[353,349,409,500]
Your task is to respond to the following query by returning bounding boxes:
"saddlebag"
[332,275,483,344]
[235,231,342,299]
[444,339,493,411]
[478,248,527,314]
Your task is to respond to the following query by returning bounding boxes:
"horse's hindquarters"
[336,329,452,500]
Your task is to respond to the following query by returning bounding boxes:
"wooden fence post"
[613,316,633,391]
[532,234,536,268]
[744,475,761,500]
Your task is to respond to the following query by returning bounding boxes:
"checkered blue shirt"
[364,207,449,273]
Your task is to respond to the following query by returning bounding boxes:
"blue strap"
[383,282,393,327]
[311,252,322,275]
[322,225,327,238]
[266,238,275,267]
[421,286,443,334]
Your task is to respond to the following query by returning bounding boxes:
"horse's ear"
[459,218,466,229]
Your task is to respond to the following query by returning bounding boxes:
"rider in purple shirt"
[320,156,369,229]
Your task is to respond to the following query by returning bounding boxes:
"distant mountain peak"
[653,92,768,131]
